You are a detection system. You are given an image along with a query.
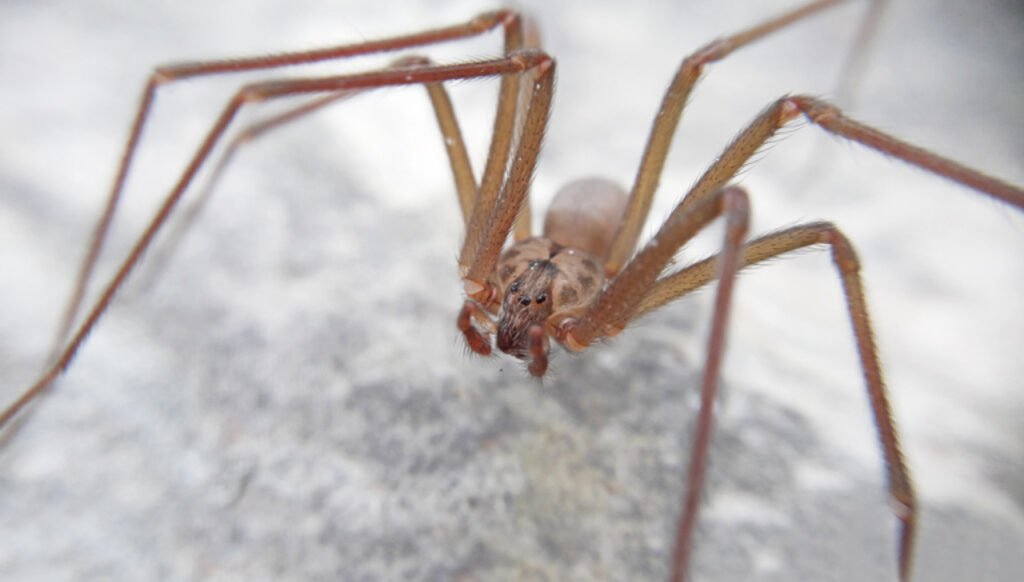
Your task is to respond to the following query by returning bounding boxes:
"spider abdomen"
[542,177,627,262]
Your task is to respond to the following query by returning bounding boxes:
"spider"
[2,1,1024,581]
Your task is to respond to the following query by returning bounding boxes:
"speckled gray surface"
[1,1,1022,581]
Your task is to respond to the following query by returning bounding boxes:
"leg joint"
[820,226,861,274]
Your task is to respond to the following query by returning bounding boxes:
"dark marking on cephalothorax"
[500,264,516,281]
[578,274,596,293]
[559,287,579,305]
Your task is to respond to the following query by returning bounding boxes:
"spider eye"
[536,294,547,304]
[509,281,520,293]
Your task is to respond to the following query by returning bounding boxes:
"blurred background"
[1,0,1022,580]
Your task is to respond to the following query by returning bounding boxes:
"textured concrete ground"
[1,1,1022,580]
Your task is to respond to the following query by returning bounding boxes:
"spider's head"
[496,259,555,360]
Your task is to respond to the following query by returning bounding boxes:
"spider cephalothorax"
[493,239,605,362]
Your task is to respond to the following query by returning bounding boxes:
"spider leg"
[563,87,1021,582]
[460,17,535,267]
[403,37,543,245]
[0,51,552,430]
[459,57,556,295]
[559,184,751,581]
[132,59,478,294]
[789,96,1024,207]
[563,187,749,348]
[418,64,482,227]
[567,85,1022,579]
[673,97,1024,223]
[131,90,361,293]
[605,0,857,275]
[509,15,544,242]
[633,222,917,582]
[458,300,495,356]
[47,10,525,367]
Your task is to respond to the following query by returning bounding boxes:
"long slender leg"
[422,71,480,226]
[511,15,545,242]
[629,222,917,582]
[557,184,752,579]
[673,96,1024,220]
[460,56,556,298]
[131,90,361,292]
[402,50,544,236]
[833,0,890,107]
[577,90,1021,577]
[790,96,1024,207]
[670,194,750,582]
[568,90,1021,580]
[604,0,854,275]
[133,60,485,292]
[0,50,553,429]
[563,186,749,350]
[47,10,524,365]
[459,17,528,271]
[405,15,531,233]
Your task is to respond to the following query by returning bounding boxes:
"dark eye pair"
[511,284,546,306]
[517,293,547,305]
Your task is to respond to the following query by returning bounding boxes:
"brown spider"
[1,1,1022,580]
